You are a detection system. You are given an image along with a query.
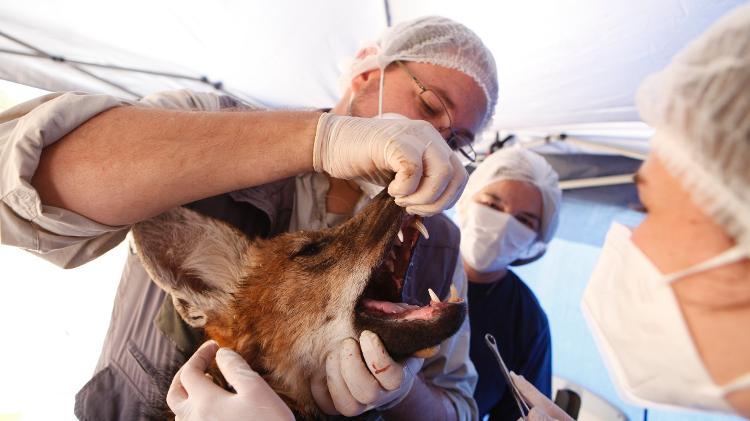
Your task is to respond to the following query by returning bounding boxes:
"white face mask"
[458,202,538,273]
[582,222,750,414]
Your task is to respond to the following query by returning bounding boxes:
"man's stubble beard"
[347,81,380,118]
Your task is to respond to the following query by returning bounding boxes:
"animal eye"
[293,240,326,258]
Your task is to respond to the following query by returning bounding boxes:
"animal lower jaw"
[353,285,466,359]
[357,284,463,321]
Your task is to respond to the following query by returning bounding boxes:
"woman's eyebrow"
[481,192,502,203]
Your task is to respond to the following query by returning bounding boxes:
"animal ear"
[131,207,251,328]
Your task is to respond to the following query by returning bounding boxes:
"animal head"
[132,191,466,417]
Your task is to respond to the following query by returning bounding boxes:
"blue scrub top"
[468,270,552,420]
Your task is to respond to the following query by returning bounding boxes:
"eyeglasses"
[395,61,477,162]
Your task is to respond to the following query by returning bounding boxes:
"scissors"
[485,333,531,420]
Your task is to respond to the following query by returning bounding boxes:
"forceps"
[484,333,531,420]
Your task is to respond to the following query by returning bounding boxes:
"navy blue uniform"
[468,270,552,420]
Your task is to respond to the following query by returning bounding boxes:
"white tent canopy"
[1,0,742,133]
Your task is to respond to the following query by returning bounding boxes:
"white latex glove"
[313,113,468,216]
[511,372,574,421]
[310,330,424,417]
[168,340,294,421]
[519,407,560,421]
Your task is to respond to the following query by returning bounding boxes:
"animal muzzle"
[345,190,467,359]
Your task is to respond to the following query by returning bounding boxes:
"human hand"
[313,113,468,216]
[310,330,424,416]
[167,340,294,421]
[511,372,574,421]
[521,407,562,421]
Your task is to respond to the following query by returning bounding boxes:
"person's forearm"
[31,106,321,225]
[380,377,458,421]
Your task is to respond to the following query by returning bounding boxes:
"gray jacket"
[0,90,478,420]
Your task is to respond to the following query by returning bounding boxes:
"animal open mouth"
[354,214,467,359]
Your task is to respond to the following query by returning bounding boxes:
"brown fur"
[132,191,465,418]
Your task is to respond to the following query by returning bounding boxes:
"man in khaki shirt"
[0,16,498,420]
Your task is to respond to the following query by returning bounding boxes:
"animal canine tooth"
[412,219,430,239]
[397,229,404,243]
[428,288,441,304]
[449,284,460,302]
[413,345,440,358]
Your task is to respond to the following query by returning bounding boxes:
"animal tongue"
[360,298,444,321]
[361,298,419,314]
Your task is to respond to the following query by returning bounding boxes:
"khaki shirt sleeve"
[140,89,258,111]
[0,90,241,268]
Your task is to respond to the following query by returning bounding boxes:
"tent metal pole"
[383,0,392,26]
[0,48,208,83]
[0,31,140,98]
[560,136,647,160]
[63,64,141,98]
[518,138,552,149]
[516,135,648,161]
[559,173,635,190]
[0,31,251,102]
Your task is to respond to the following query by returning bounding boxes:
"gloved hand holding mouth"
[168,340,294,421]
[313,113,468,217]
[310,330,425,416]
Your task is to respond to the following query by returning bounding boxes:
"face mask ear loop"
[663,246,750,284]
[377,65,385,118]
[346,91,354,116]
[518,240,546,261]
[722,372,750,394]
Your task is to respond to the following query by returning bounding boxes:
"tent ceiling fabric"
[0,18,229,101]
[389,0,744,129]
[0,0,387,108]
[0,0,743,131]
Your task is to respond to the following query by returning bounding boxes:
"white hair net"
[339,16,498,129]
[636,3,750,249]
[457,146,562,244]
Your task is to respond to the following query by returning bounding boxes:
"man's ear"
[351,68,382,94]
[350,45,379,91]
[131,207,251,328]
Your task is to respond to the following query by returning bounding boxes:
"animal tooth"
[412,219,430,239]
[449,284,460,302]
[413,345,440,358]
[397,229,404,243]
[428,288,441,304]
